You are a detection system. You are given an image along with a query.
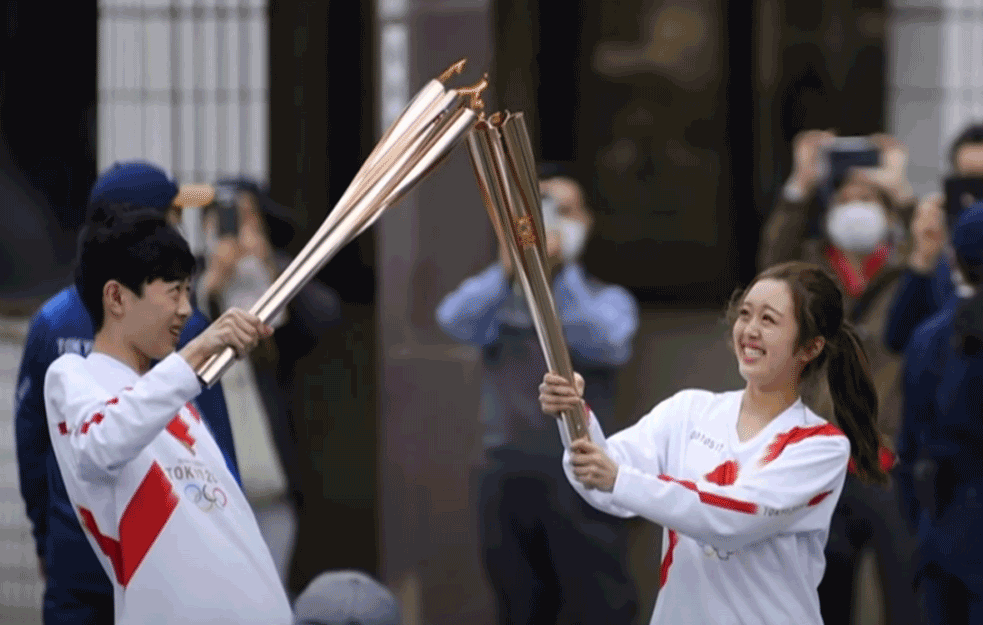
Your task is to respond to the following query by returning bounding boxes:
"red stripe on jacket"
[658,474,758,514]
[77,462,178,587]
[808,490,833,506]
[185,402,202,422]
[847,447,896,474]
[659,530,679,588]
[79,412,105,435]
[760,423,844,466]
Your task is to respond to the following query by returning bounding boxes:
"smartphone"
[945,176,983,220]
[213,186,238,236]
[817,136,881,211]
[826,136,880,184]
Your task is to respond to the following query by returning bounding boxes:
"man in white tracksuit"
[44,211,292,624]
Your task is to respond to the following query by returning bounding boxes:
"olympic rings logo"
[184,483,228,512]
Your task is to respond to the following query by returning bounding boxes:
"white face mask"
[825,200,888,254]
[559,217,588,262]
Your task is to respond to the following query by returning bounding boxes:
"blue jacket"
[14,286,240,596]
[436,263,639,453]
[897,294,983,589]
[885,257,954,353]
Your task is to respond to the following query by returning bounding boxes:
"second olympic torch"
[196,60,488,387]
[465,111,591,443]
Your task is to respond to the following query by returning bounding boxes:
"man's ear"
[800,336,826,364]
[102,280,128,321]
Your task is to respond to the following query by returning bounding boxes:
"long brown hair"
[726,261,887,485]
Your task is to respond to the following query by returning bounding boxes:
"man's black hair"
[949,122,983,168]
[74,212,196,332]
[76,200,170,262]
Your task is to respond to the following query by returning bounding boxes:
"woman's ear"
[800,336,826,364]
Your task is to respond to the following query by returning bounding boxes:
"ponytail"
[825,322,888,486]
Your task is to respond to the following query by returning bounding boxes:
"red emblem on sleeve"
[704,460,740,486]
[166,416,196,454]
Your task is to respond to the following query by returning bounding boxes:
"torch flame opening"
[456,73,490,112]
[438,59,468,83]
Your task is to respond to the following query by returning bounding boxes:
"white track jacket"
[561,389,850,625]
[44,351,292,624]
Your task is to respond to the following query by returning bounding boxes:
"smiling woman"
[537,260,885,625]
[725,262,885,484]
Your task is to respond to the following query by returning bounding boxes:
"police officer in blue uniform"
[897,201,983,623]
[14,161,241,624]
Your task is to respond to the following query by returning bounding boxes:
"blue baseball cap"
[953,200,983,268]
[88,161,179,210]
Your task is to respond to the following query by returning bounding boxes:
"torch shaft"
[196,103,478,386]
[466,120,590,442]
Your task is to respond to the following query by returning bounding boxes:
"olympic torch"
[465,111,590,442]
[196,59,488,387]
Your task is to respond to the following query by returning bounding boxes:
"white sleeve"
[557,391,689,518]
[44,353,202,482]
[610,434,849,552]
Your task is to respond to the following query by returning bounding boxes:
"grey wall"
[888,0,983,197]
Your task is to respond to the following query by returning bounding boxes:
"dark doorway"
[0,0,98,307]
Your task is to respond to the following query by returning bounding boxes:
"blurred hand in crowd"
[788,129,836,196]
[908,193,947,274]
[853,134,915,208]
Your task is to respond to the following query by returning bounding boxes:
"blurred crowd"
[9,55,983,625]
[15,120,983,624]
[432,122,983,624]
[755,123,983,624]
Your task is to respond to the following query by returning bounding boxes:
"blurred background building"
[2,0,983,624]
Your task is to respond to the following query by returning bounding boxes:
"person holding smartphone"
[196,183,294,505]
[896,202,983,624]
[884,122,983,355]
[757,131,921,625]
